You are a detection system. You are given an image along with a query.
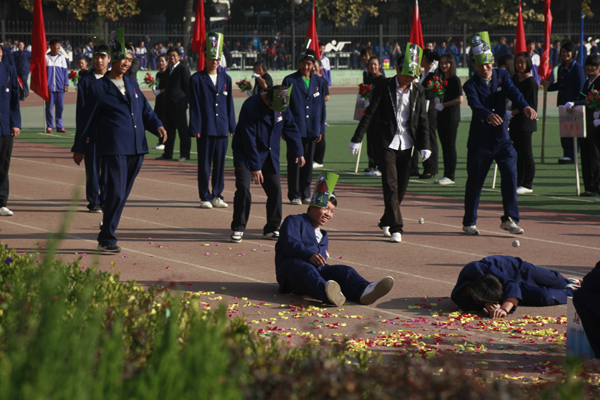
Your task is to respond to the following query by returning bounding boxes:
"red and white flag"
[191,0,206,71]
[515,2,527,55]
[409,0,424,49]
[539,0,553,81]
[30,0,49,102]
[306,0,321,59]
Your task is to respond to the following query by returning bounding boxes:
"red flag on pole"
[539,0,553,80]
[515,2,527,55]
[409,0,424,49]
[30,0,48,102]
[191,0,205,71]
[306,0,321,59]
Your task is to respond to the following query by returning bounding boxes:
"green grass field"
[16,117,600,217]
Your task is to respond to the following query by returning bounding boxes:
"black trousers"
[314,132,326,165]
[366,127,378,170]
[437,119,459,181]
[163,106,191,159]
[0,135,13,208]
[287,137,316,201]
[580,130,600,193]
[379,147,413,234]
[573,288,600,359]
[231,155,282,234]
[509,127,536,189]
[411,113,439,175]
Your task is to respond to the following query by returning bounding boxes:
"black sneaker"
[89,204,103,213]
[97,244,122,253]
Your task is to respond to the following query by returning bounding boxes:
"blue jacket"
[72,76,163,157]
[1,46,14,67]
[463,68,530,149]
[548,60,585,106]
[13,50,30,76]
[0,62,21,136]
[232,94,303,173]
[275,213,329,285]
[45,52,69,92]
[75,72,104,144]
[188,70,236,137]
[282,71,326,139]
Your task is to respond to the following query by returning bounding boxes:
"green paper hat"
[206,32,224,60]
[109,28,127,61]
[469,32,494,66]
[310,172,339,208]
[270,85,293,112]
[401,43,423,78]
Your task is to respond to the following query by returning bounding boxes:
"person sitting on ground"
[275,172,395,307]
[573,260,600,362]
[451,255,580,320]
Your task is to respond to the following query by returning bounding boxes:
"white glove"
[420,149,431,161]
[506,100,512,109]
[594,119,600,128]
[251,73,260,78]
[152,86,160,96]
[564,102,575,111]
[435,103,444,112]
[349,142,361,156]
[594,111,600,120]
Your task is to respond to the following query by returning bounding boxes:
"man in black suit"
[349,43,430,244]
[157,47,191,161]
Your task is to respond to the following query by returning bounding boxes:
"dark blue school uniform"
[13,50,30,98]
[72,76,163,246]
[573,262,600,359]
[188,69,236,202]
[451,256,574,313]
[0,62,21,208]
[230,94,303,234]
[75,72,106,210]
[282,71,326,201]
[275,213,370,303]
[462,68,530,227]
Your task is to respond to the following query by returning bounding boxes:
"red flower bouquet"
[425,75,446,98]
[586,89,600,110]
[68,70,79,85]
[144,72,156,88]
[236,79,252,92]
[358,83,372,99]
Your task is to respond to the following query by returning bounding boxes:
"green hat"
[310,172,339,208]
[268,85,293,112]
[109,28,127,61]
[469,32,494,66]
[401,43,423,78]
[206,32,224,60]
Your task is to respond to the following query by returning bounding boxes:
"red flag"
[30,0,48,102]
[191,0,205,71]
[409,0,424,49]
[515,2,527,55]
[539,0,553,81]
[306,0,321,59]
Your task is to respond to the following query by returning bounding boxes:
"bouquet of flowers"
[425,76,446,98]
[144,72,156,88]
[236,79,252,92]
[586,89,600,110]
[358,83,372,99]
[68,70,79,86]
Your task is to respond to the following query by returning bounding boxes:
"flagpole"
[541,84,548,164]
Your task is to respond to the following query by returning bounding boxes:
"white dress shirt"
[389,79,414,151]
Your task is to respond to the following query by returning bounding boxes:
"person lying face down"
[275,172,395,307]
[451,255,579,319]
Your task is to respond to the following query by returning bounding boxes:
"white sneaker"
[382,226,391,237]
[365,169,382,177]
[262,231,279,240]
[390,232,402,243]
[596,198,600,203]
[0,207,13,216]
[302,198,311,205]
[313,162,324,169]
[290,198,302,205]
[516,186,533,194]
[230,231,243,243]
[360,276,394,305]
[325,280,346,307]
[152,144,165,150]
[462,225,479,235]
[200,201,213,209]
[211,198,228,208]
[500,217,524,234]
[435,177,455,185]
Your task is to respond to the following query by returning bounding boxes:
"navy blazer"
[75,72,104,143]
[463,68,530,149]
[13,50,30,76]
[282,71,326,139]
[188,70,236,137]
[72,76,163,157]
[548,60,585,106]
[232,94,303,173]
[0,62,21,136]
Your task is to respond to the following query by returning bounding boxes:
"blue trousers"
[463,142,519,226]
[45,91,65,130]
[84,142,104,209]
[574,288,600,358]
[286,137,316,201]
[514,262,573,306]
[278,259,369,303]
[196,135,228,201]
[98,155,143,245]
[139,56,147,69]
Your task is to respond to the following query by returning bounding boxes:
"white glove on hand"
[435,103,444,112]
[152,86,160,96]
[506,100,512,109]
[251,73,260,78]
[594,119,600,128]
[564,102,575,111]
[594,111,600,120]
[420,149,431,161]
[349,142,361,156]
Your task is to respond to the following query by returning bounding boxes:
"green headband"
[401,43,423,78]
[270,85,293,112]
[469,32,494,66]
[310,172,339,208]
[110,28,127,61]
[206,32,224,60]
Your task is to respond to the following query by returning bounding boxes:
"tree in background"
[19,0,140,20]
